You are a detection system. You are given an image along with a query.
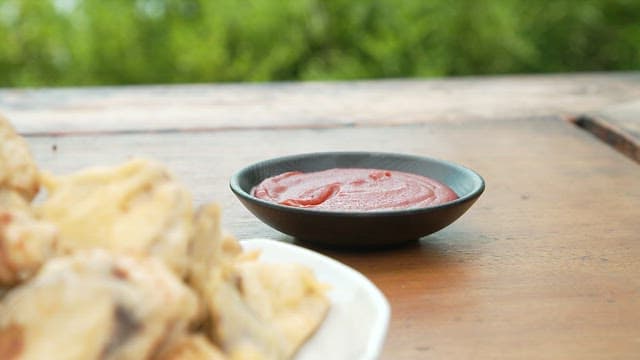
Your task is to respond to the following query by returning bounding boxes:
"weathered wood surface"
[24,116,640,359]
[577,100,640,163]
[3,72,640,135]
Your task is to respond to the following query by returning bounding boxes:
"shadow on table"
[293,234,471,284]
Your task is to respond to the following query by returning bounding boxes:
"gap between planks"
[570,115,640,164]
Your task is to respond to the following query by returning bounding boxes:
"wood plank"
[24,116,640,359]
[576,100,640,163]
[3,72,640,135]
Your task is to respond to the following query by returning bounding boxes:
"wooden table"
[2,73,640,359]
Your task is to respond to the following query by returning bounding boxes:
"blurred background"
[1,0,639,87]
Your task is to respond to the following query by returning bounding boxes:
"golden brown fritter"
[157,335,227,360]
[38,159,194,277]
[0,190,58,286]
[0,116,56,287]
[188,203,241,292]
[187,204,329,360]
[200,263,288,360]
[0,115,39,201]
[194,259,329,360]
[233,261,330,358]
[0,250,199,360]
[0,114,331,360]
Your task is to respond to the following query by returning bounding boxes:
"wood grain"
[3,72,640,135]
[24,116,640,359]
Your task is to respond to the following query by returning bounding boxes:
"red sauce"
[252,168,458,211]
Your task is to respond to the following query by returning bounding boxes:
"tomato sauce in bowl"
[230,152,485,247]
[252,168,458,211]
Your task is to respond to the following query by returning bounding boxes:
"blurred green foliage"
[0,0,639,87]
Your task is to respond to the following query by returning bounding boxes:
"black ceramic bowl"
[230,152,485,248]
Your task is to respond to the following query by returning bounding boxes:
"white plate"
[240,238,390,360]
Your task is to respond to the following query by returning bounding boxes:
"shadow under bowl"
[230,152,485,248]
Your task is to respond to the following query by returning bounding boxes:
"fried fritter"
[38,159,194,277]
[194,260,329,360]
[187,204,329,360]
[0,115,39,201]
[234,262,330,358]
[0,117,57,287]
[0,113,331,360]
[0,190,57,286]
[0,250,199,360]
[157,335,227,360]
[201,264,288,360]
[188,203,241,291]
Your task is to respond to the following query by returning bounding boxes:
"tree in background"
[0,0,638,87]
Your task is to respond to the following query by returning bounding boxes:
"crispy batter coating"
[234,262,330,358]
[0,190,57,286]
[187,203,330,360]
[0,115,55,287]
[193,259,329,360]
[157,335,227,360]
[0,115,39,201]
[201,264,288,360]
[0,250,199,360]
[188,203,241,292]
[38,159,194,277]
